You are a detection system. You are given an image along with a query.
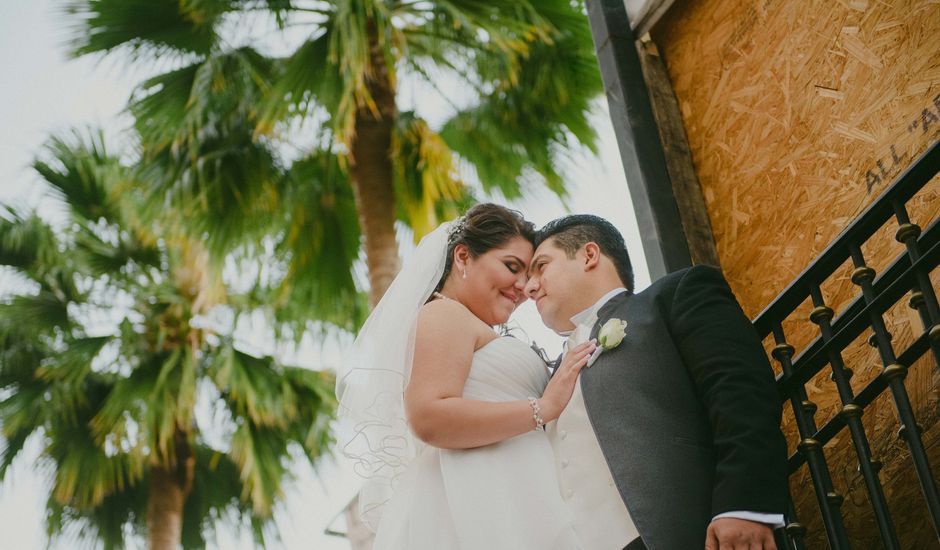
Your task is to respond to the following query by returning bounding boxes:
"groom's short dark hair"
[536,215,634,293]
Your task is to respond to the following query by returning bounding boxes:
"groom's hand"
[705,518,776,550]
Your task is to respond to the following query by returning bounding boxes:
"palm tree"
[0,131,336,549]
[65,0,603,308]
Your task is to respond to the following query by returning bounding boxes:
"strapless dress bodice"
[461,336,549,401]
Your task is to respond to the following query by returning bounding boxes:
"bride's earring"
[462,269,467,279]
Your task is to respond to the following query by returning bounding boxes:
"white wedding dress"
[371,335,583,550]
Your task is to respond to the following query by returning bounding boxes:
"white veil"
[335,220,457,530]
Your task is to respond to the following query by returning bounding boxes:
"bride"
[336,203,595,549]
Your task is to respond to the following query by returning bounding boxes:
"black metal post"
[771,324,851,549]
[891,200,940,367]
[809,286,899,548]
[849,243,940,539]
[584,0,692,279]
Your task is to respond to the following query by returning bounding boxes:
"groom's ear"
[582,242,602,271]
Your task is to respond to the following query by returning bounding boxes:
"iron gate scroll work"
[753,140,940,549]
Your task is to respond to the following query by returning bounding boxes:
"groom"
[525,215,788,550]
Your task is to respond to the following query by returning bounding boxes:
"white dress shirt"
[548,289,783,549]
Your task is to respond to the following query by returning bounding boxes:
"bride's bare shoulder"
[418,298,488,334]
[417,299,494,351]
[418,297,472,323]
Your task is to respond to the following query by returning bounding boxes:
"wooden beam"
[637,37,721,267]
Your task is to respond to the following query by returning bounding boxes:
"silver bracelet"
[528,397,545,430]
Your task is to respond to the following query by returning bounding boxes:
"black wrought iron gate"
[753,140,940,548]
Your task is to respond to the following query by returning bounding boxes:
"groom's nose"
[524,275,538,297]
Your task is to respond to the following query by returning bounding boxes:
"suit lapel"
[577,292,652,535]
[581,291,637,427]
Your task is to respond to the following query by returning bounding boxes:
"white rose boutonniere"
[598,318,628,350]
[587,318,628,367]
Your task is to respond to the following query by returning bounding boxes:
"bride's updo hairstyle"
[434,203,535,293]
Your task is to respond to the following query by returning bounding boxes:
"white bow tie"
[566,315,605,366]
[565,313,597,349]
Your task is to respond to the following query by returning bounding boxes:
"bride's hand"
[539,340,597,422]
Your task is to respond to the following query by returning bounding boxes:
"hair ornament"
[447,216,467,244]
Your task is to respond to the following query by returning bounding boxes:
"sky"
[0,1,649,548]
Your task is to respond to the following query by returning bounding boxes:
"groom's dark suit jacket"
[580,265,788,549]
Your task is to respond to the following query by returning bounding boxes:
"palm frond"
[439,9,601,197]
[33,130,125,226]
[0,327,45,391]
[74,223,161,277]
[91,347,197,466]
[28,132,163,282]
[0,208,59,275]
[0,292,72,332]
[256,28,343,136]
[0,382,46,438]
[279,366,336,459]
[0,325,50,482]
[149,349,198,461]
[392,112,471,240]
[181,444,269,549]
[46,376,146,510]
[401,0,551,56]
[44,467,148,550]
[209,344,295,428]
[0,427,33,480]
[129,62,201,151]
[210,342,336,516]
[270,151,367,331]
[229,420,291,516]
[131,50,284,258]
[131,47,275,152]
[49,434,145,511]
[65,0,228,59]
[90,355,157,447]
[36,335,111,385]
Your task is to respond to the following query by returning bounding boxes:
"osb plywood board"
[653,0,940,545]
[653,0,940,318]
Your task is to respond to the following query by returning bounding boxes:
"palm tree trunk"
[348,19,400,307]
[147,430,195,550]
